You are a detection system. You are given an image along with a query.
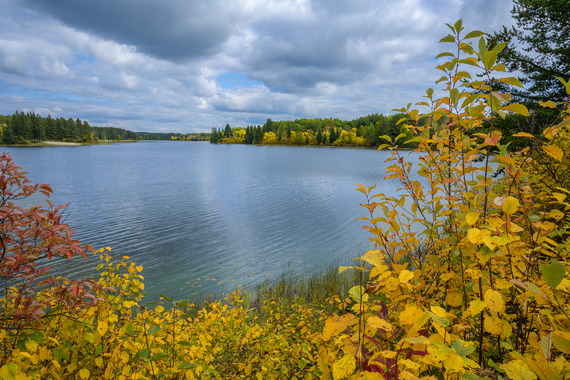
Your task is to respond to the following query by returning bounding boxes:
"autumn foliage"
[320,21,570,379]
[1,21,570,379]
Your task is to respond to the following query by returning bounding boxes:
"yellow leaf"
[484,315,504,335]
[97,320,108,336]
[502,196,520,215]
[446,291,464,307]
[332,355,356,380]
[539,100,557,108]
[154,305,165,313]
[38,346,50,361]
[501,103,530,116]
[487,216,504,228]
[467,228,485,244]
[24,339,38,352]
[443,353,465,372]
[465,212,479,226]
[323,314,356,341]
[367,316,393,332]
[79,369,90,379]
[513,132,535,138]
[484,289,505,313]
[399,371,421,380]
[399,305,424,325]
[404,336,431,345]
[430,306,447,318]
[361,250,387,268]
[510,222,524,232]
[369,266,383,278]
[400,359,420,372]
[399,270,414,283]
[499,359,537,380]
[465,300,486,317]
[542,145,564,161]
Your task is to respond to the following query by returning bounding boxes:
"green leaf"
[151,352,168,361]
[427,311,449,327]
[395,132,408,143]
[501,103,530,116]
[483,51,498,69]
[440,34,456,43]
[436,75,449,84]
[462,374,489,380]
[159,294,173,303]
[348,285,367,303]
[451,340,475,356]
[84,333,96,344]
[465,30,484,39]
[478,36,487,57]
[491,41,507,53]
[377,143,391,151]
[541,259,566,288]
[436,52,455,59]
[147,325,161,335]
[453,19,463,33]
[0,363,18,380]
[379,135,392,143]
[136,349,151,359]
[499,77,524,88]
[28,332,44,344]
[178,362,197,369]
[450,88,460,107]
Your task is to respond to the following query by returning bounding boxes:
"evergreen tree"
[254,125,263,144]
[224,123,232,138]
[316,129,323,145]
[209,127,220,143]
[492,0,570,102]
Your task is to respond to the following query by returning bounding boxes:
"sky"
[0,0,514,133]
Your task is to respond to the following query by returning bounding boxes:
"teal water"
[7,141,415,301]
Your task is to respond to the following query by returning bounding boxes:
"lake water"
[6,141,414,301]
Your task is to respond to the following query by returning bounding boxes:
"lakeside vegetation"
[2,6,570,379]
[0,112,210,145]
[209,113,414,148]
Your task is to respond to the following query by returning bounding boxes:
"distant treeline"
[210,114,419,148]
[0,111,209,144]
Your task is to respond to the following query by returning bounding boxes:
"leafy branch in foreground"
[321,20,570,379]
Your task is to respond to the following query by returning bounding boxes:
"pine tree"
[492,0,570,102]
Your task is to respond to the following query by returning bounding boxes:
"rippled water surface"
[8,142,414,301]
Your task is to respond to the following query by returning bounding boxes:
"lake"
[6,141,415,301]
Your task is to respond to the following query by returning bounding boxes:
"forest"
[0,112,210,144]
[210,113,414,148]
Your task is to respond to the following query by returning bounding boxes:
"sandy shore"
[42,141,82,146]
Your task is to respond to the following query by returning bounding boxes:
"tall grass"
[249,263,368,315]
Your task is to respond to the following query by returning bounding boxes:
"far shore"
[1,140,139,147]
[42,141,82,146]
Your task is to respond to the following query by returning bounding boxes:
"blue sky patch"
[217,72,263,89]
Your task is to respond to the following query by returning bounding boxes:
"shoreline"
[42,141,82,146]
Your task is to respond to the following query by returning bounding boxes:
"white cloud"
[0,0,515,132]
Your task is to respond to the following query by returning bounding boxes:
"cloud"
[21,0,244,62]
[0,0,515,132]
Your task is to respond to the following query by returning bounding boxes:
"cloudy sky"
[0,0,514,133]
